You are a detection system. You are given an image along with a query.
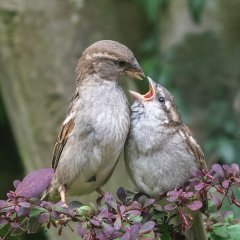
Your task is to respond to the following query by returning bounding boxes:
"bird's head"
[130,77,181,124]
[76,40,144,82]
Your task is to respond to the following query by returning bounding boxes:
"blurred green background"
[0,0,240,239]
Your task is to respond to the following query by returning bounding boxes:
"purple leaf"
[90,219,101,226]
[153,203,162,211]
[139,221,155,234]
[13,180,21,189]
[191,169,203,177]
[102,223,114,235]
[97,209,109,219]
[19,207,30,216]
[0,218,8,226]
[41,201,54,209]
[186,200,202,211]
[19,201,30,208]
[223,165,231,175]
[165,204,176,211]
[166,196,178,202]
[11,222,20,229]
[77,222,88,236]
[83,232,91,240]
[111,232,122,239]
[130,201,141,210]
[126,210,141,216]
[182,192,194,198]
[114,215,122,230]
[211,195,221,208]
[104,192,118,211]
[0,200,10,209]
[121,231,130,240]
[231,163,239,174]
[55,201,66,208]
[222,180,230,189]
[130,224,140,239]
[195,182,204,191]
[143,198,155,208]
[55,206,75,217]
[212,164,224,177]
[120,205,126,215]
[38,213,49,223]
[117,187,127,203]
[7,192,16,200]
[15,205,20,213]
[95,231,106,240]
[50,211,59,219]
[15,168,54,198]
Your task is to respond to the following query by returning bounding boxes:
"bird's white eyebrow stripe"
[165,100,171,110]
[85,52,118,60]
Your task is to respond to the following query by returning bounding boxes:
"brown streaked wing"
[52,118,75,170]
[178,124,207,171]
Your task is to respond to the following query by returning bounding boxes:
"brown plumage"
[125,76,208,240]
[45,40,144,203]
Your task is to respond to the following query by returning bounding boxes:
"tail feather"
[40,186,60,202]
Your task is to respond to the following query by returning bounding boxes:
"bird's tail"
[41,189,49,201]
[41,186,60,202]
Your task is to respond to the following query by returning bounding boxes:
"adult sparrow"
[125,77,207,239]
[46,40,144,203]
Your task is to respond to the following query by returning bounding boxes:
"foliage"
[136,0,240,169]
[187,0,206,23]
[1,164,240,239]
[161,32,240,169]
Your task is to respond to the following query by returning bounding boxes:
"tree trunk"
[0,0,147,238]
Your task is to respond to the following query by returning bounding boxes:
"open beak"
[129,76,156,101]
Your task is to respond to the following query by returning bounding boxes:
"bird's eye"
[158,97,165,103]
[117,60,127,67]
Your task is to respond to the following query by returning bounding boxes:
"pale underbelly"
[130,153,197,197]
[67,147,120,196]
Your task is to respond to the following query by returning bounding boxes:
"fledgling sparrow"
[125,76,207,196]
[45,40,144,203]
[125,77,208,239]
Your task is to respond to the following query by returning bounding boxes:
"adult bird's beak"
[129,76,156,101]
[126,60,145,80]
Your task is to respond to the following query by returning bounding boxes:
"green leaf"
[0,224,10,238]
[29,207,46,218]
[140,230,155,240]
[122,221,130,229]
[217,138,236,164]
[140,0,168,22]
[127,214,143,223]
[158,223,174,240]
[187,0,206,23]
[76,205,94,216]
[151,211,168,222]
[228,224,240,240]
[212,224,230,238]
[208,232,228,240]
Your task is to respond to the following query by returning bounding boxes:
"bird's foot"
[96,187,105,207]
[58,185,67,206]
